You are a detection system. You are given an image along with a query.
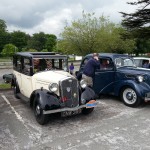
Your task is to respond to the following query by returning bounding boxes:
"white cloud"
[0,0,137,36]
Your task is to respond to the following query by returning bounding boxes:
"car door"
[13,55,22,89]
[93,57,115,95]
[20,57,33,98]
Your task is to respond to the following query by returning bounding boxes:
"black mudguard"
[81,87,96,103]
[32,89,61,110]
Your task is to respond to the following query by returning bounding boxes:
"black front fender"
[31,89,61,110]
[81,87,96,102]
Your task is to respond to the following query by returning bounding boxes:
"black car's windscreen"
[115,57,135,68]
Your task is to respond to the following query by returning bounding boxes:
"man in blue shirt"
[82,53,100,87]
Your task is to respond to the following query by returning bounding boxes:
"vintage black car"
[11,52,97,125]
[3,73,13,83]
[76,53,150,107]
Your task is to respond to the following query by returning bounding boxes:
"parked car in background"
[11,52,97,125]
[3,73,13,83]
[133,57,150,69]
[76,53,150,107]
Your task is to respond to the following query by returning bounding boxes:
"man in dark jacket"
[82,53,100,87]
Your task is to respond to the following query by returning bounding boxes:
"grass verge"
[0,83,11,89]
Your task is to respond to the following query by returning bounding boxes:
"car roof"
[133,57,150,60]
[14,52,68,59]
[85,53,129,59]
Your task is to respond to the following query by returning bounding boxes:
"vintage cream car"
[12,52,96,125]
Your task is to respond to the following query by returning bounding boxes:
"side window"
[13,56,21,72]
[54,59,59,69]
[22,58,31,75]
[100,58,113,70]
[134,59,141,67]
[81,58,89,67]
[115,58,122,68]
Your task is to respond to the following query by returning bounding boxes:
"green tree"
[60,12,135,55]
[1,44,18,57]
[45,34,57,51]
[10,31,30,51]
[41,49,48,52]
[0,19,9,52]
[27,32,46,51]
[121,0,150,39]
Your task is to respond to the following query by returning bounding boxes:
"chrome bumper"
[144,92,150,102]
[43,101,97,115]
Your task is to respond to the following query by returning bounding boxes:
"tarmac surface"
[1,90,150,150]
[1,67,150,149]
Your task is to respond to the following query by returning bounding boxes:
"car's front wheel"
[121,87,141,107]
[33,98,49,125]
[82,107,94,115]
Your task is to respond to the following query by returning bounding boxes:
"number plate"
[86,100,97,108]
[61,110,80,117]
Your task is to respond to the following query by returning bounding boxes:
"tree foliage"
[27,32,57,52]
[1,44,18,57]
[45,34,57,51]
[0,19,9,52]
[0,19,58,54]
[121,0,150,39]
[60,12,135,55]
[10,31,30,51]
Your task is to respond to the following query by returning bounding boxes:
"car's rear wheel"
[14,82,20,99]
[82,107,94,115]
[33,97,49,125]
[121,87,141,107]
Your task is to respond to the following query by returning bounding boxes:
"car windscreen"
[33,58,68,71]
[115,57,135,68]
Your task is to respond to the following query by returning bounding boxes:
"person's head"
[46,60,52,69]
[93,53,99,60]
[33,59,40,67]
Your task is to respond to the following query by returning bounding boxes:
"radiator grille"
[60,77,79,108]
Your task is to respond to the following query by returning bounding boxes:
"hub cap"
[36,105,41,115]
[123,88,137,104]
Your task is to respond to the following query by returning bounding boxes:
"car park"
[133,57,150,69]
[11,52,97,125]
[76,53,150,107]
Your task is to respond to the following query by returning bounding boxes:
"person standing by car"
[82,53,100,87]
[69,63,74,75]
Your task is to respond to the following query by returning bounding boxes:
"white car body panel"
[14,70,75,98]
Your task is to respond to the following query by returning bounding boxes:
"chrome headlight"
[137,75,144,82]
[48,83,58,92]
[80,79,87,88]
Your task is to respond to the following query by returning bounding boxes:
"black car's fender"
[80,87,96,103]
[11,74,16,87]
[30,89,61,110]
[114,80,149,99]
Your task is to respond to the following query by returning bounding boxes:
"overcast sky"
[0,0,137,36]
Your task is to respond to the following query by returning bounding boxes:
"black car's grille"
[144,75,150,86]
[60,77,79,108]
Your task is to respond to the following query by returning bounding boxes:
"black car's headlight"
[136,75,144,82]
[80,79,87,88]
[48,83,58,92]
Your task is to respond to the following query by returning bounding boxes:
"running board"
[17,93,29,103]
